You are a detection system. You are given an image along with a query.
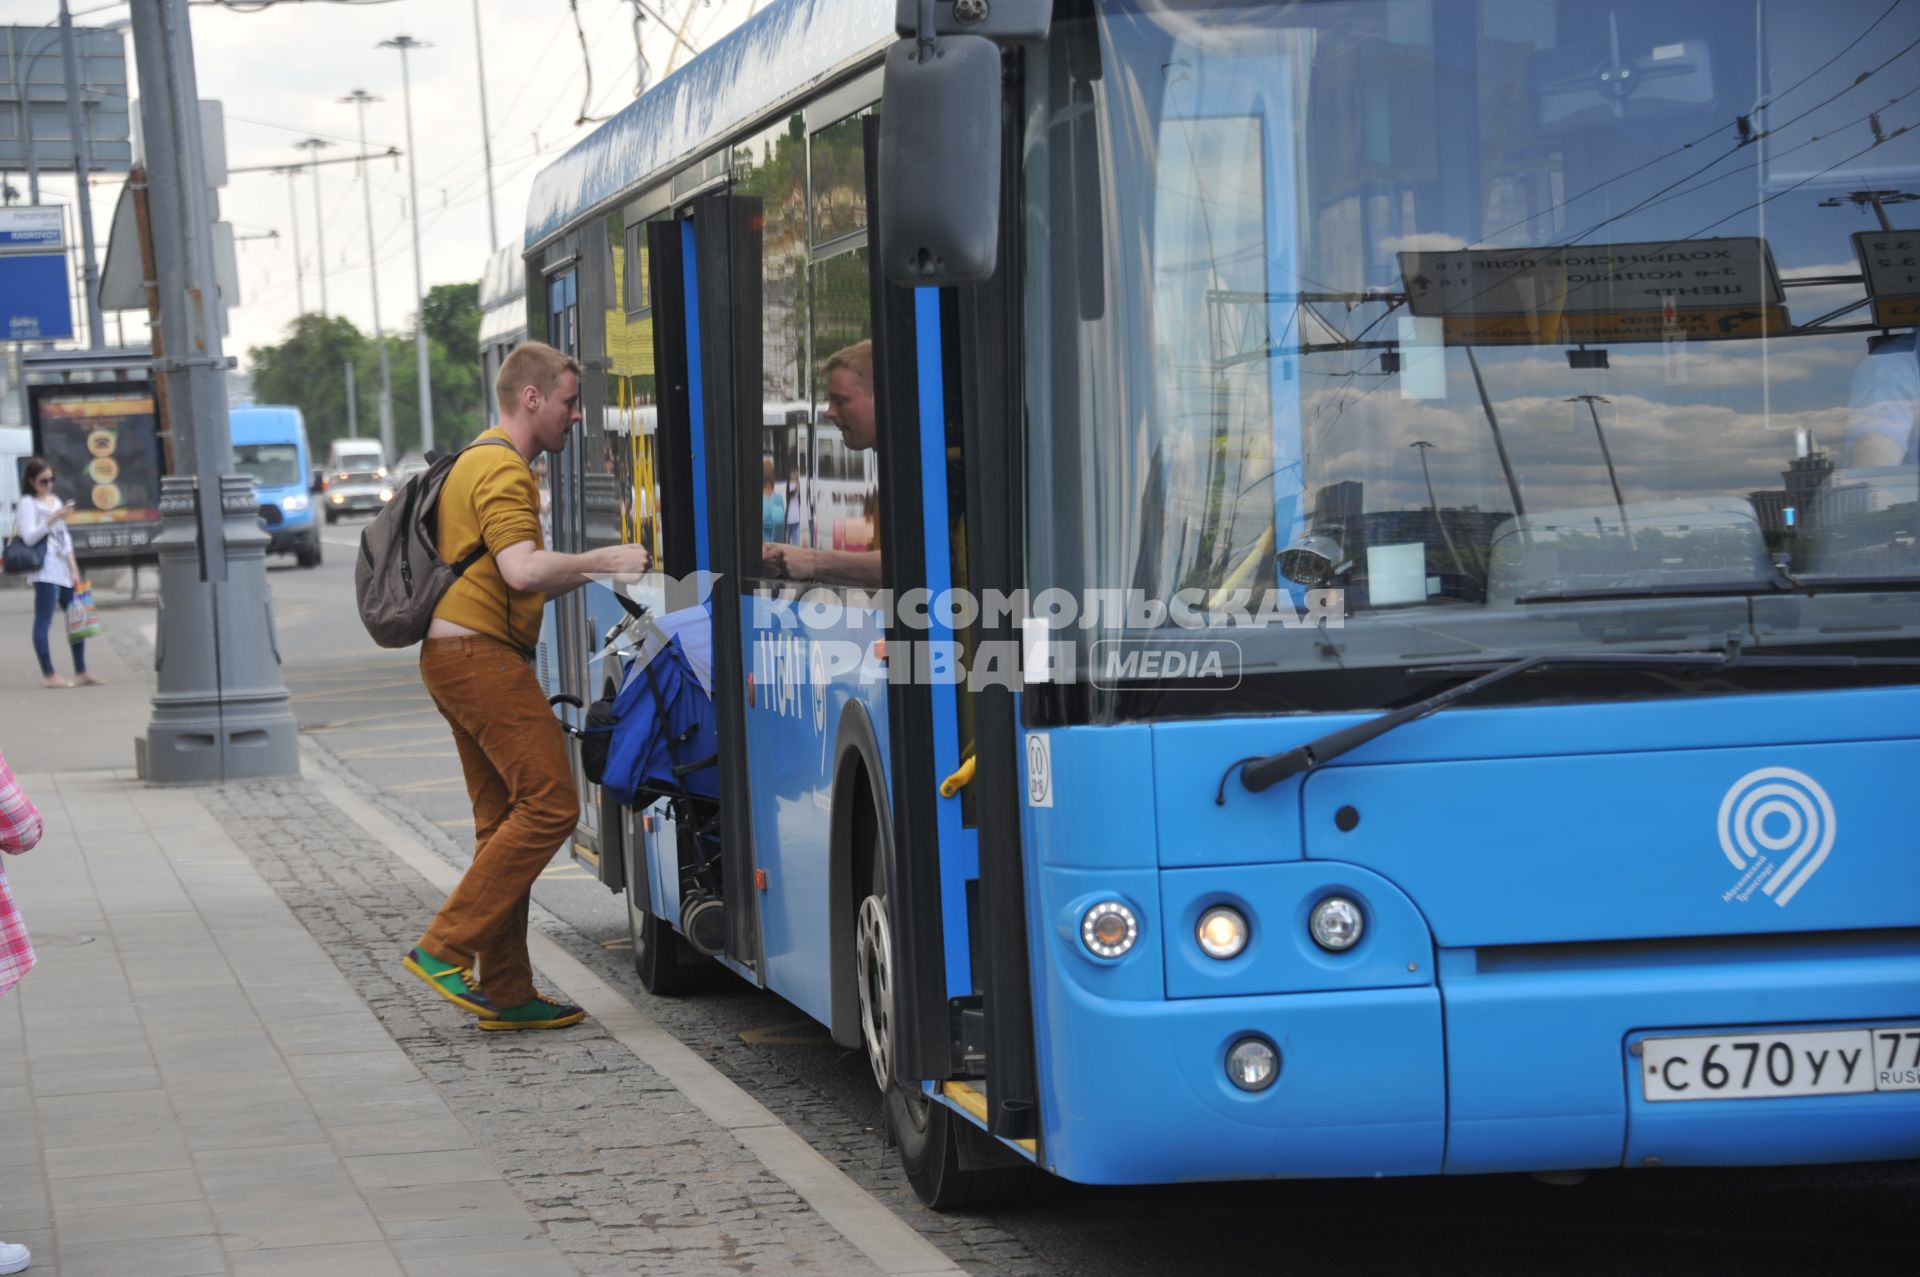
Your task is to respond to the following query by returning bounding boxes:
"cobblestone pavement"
[200,777,889,1277]
[200,765,1055,1277]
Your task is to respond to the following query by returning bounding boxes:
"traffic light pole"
[131,0,299,784]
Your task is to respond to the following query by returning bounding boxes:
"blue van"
[229,406,321,568]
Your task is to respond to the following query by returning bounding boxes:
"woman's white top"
[14,495,75,588]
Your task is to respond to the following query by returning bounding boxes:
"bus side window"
[794,108,880,587]
[733,111,810,577]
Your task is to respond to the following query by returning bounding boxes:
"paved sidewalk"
[0,581,962,1277]
[1,767,578,1277]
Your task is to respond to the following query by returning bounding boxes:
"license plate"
[1640,1025,1920,1102]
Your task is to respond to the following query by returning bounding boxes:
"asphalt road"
[262,519,1920,1277]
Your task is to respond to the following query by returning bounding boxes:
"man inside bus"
[1844,331,1920,468]
[762,340,883,589]
[403,340,652,1031]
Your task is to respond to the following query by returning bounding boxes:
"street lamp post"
[470,0,498,252]
[380,35,434,455]
[273,165,305,315]
[57,0,104,348]
[293,136,332,316]
[1409,440,1466,576]
[341,89,396,465]
[130,0,299,784]
[1567,394,1635,549]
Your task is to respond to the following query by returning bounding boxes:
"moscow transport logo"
[1717,767,1835,908]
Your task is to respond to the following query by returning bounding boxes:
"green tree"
[247,279,487,461]
[421,281,481,368]
[247,314,368,458]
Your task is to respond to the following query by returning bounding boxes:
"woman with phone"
[14,457,101,689]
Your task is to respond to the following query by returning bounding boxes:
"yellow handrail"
[939,754,976,799]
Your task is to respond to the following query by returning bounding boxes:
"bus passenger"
[1844,332,1920,468]
[763,340,882,588]
[403,340,651,1031]
[762,456,786,544]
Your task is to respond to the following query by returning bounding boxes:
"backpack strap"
[444,434,526,579]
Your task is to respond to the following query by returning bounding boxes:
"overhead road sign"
[1852,230,1920,328]
[1399,237,1786,346]
[0,25,134,174]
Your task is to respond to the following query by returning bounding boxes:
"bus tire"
[296,535,322,569]
[626,831,696,996]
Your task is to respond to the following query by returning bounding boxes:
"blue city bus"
[525,0,1920,1204]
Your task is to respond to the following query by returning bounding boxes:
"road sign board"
[1441,305,1790,347]
[0,206,63,253]
[1,251,74,340]
[1852,230,1920,328]
[1401,237,1784,321]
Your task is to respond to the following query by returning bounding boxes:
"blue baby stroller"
[591,603,728,955]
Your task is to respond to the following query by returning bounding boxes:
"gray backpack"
[353,436,516,648]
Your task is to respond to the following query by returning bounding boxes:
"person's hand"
[602,542,651,582]
[761,543,788,579]
[778,546,815,581]
[52,501,74,523]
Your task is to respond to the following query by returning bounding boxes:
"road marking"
[302,739,965,1277]
[434,817,476,828]
[601,939,633,951]
[741,1020,835,1047]
[540,866,597,881]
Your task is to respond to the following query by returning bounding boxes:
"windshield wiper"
[1515,572,1920,605]
[1224,641,1920,798]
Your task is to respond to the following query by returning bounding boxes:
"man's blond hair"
[824,339,872,392]
[496,341,582,418]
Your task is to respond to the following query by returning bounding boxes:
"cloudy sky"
[11,0,756,368]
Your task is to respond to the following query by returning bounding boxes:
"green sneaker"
[402,947,496,1017]
[477,996,587,1031]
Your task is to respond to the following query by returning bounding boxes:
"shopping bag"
[65,582,102,643]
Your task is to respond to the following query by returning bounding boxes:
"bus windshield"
[1028,0,1920,711]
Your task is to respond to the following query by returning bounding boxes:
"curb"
[300,737,966,1277]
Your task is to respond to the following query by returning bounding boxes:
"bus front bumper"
[1030,929,1920,1184]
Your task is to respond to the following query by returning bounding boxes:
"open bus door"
[618,198,765,987]
[865,111,1046,1203]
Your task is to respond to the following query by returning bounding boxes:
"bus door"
[634,192,765,980]
[868,102,1041,1154]
[536,260,613,864]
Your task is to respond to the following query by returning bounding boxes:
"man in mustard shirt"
[403,341,650,1030]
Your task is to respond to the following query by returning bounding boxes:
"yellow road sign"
[1442,305,1790,346]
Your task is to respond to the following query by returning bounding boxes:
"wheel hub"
[855,890,894,1091]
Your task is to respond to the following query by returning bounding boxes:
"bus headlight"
[1196,906,1248,960]
[1309,896,1364,951]
[282,494,309,513]
[1080,901,1139,959]
[1226,1036,1280,1092]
